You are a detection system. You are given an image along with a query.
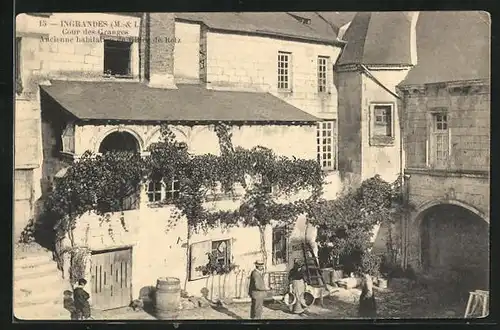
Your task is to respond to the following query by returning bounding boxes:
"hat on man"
[254,260,264,266]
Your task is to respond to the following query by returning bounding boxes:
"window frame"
[317,56,329,94]
[211,239,232,269]
[272,226,289,265]
[428,110,451,169]
[144,177,180,205]
[369,102,396,146]
[103,39,133,78]
[316,120,338,171]
[189,238,233,281]
[277,51,292,92]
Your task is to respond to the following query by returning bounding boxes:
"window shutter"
[189,240,212,281]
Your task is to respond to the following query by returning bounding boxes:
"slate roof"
[175,12,343,44]
[400,11,490,86]
[337,12,414,66]
[40,81,319,123]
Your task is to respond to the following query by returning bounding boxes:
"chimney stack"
[142,13,177,89]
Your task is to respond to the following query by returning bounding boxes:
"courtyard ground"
[91,279,466,320]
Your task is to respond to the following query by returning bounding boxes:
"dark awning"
[40,80,319,124]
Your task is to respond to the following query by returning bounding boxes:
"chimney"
[143,13,177,89]
[403,11,420,66]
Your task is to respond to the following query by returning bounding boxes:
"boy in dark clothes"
[73,278,91,320]
[358,274,377,318]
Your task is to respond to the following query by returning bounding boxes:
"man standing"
[248,260,267,319]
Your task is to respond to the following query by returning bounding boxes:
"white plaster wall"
[174,22,200,81]
[205,32,341,120]
[361,68,410,183]
[74,123,316,160]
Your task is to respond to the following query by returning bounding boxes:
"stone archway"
[98,131,141,153]
[417,202,489,292]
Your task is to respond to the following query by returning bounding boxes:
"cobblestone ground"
[92,279,466,320]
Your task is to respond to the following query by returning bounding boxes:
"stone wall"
[360,68,409,183]
[205,32,341,120]
[399,81,490,273]
[401,83,490,172]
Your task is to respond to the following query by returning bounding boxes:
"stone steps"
[13,244,70,321]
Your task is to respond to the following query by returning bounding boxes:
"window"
[165,178,180,201]
[373,105,393,137]
[430,112,450,168]
[370,103,395,146]
[211,239,231,269]
[145,177,180,204]
[104,40,132,76]
[316,120,337,170]
[189,239,232,280]
[277,51,291,90]
[317,56,329,93]
[147,180,162,202]
[272,226,288,265]
[15,37,23,95]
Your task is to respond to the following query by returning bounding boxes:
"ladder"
[301,243,329,306]
[464,290,489,318]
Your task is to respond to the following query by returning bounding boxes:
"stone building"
[14,12,354,312]
[396,11,490,290]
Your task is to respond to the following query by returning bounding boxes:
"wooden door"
[91,247,132,310]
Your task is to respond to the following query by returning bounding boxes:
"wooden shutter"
[189,240,211,281]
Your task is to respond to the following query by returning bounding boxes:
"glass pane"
[173,180,180,190]
[323,146,327,152]
[443,123,448,130]
[322,131,326,136]
[327,145,331,151]
[154,182,161,190]
[166,192,172,199]
[154,193,161,201]
[148,193,154,202]
[173,191,180,199]
[148,182,154,191]
[323,161,327,166]
[327,153,331,159]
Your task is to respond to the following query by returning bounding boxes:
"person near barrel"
[288,258,307,315]
[248,260,268,319]
[358,273,377,318]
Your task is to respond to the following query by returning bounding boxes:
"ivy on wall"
[45,123,325,284]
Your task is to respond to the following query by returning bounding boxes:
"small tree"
[308,175,411,275]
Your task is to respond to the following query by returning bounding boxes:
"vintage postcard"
[13,11,490,321]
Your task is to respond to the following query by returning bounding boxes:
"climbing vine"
[45,122,324,283]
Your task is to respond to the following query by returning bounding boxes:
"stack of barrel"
[155,277,181,319]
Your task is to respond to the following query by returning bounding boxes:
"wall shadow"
[210,304,243,320]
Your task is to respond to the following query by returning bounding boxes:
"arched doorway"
[419,203,489,292]
[99,131,141,153]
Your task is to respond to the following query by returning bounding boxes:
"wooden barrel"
[155,277,181,319]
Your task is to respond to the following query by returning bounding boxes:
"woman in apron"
[288,259,307,315]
